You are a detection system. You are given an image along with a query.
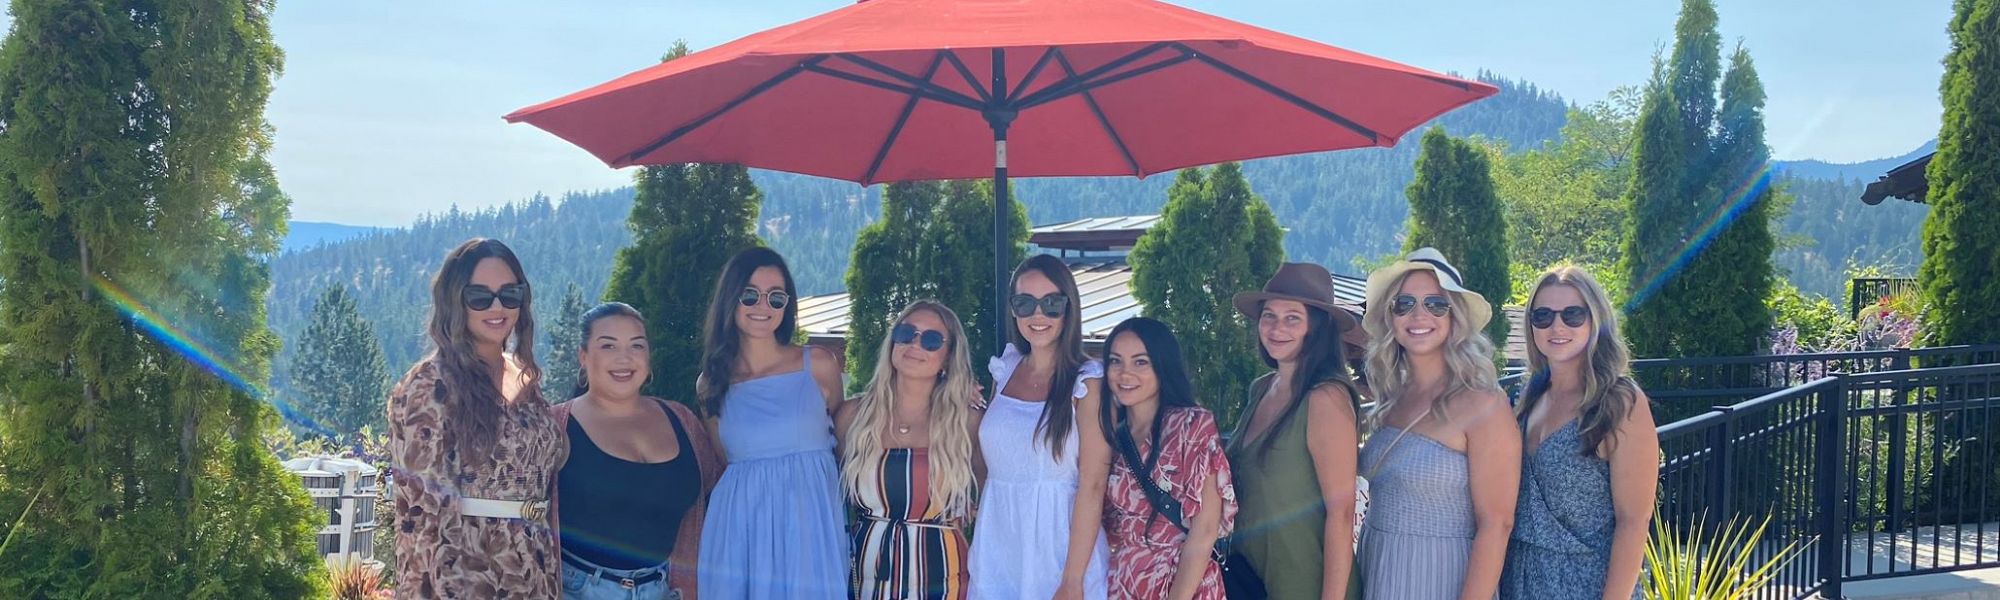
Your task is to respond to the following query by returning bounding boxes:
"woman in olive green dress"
[1227,263,1369,599]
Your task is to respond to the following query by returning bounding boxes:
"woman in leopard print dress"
[388,238,569,598]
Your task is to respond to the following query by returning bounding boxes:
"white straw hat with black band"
[1363,247,1492,333]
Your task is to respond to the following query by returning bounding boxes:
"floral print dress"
[388,360,569,599]
[1104,407,1238,600]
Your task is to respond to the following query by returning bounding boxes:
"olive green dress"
[1226,374,1362,600]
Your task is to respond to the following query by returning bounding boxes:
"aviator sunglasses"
[1530,305,1591,329]
[892,323,948,352]
[1390,294,1451,318]
[463,283,528,311]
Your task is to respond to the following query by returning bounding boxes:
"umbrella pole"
[989,48,1015,353]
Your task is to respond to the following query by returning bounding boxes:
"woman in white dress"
[969,254,1112,600]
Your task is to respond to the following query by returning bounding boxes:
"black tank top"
[557,399,700,569]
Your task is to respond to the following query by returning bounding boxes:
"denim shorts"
[560,552,679,600]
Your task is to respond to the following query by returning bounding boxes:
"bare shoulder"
[1460,389,1518,432]
[1306,382,1357,416]
[807,345,842,378]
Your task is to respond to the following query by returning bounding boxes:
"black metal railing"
[1655,377,1842,600]
[1633,345,2000,423]
[1833,364,2000,592]
[1652,362,2000,599]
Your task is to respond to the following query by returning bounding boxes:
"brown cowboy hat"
[1233,262,1369,355]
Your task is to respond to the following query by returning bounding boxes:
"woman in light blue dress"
[1355,248,1520,600]
[695,248,849,599]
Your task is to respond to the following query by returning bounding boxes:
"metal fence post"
[1818,377,1848,599]
[1711,406,1736,523]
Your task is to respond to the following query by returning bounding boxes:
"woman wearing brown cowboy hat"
[1354,248,1519,600]
[1225,262,1369,599]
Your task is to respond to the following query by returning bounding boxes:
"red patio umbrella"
[505,0,1498,345]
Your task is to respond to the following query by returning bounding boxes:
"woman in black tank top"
[551,302,719,599]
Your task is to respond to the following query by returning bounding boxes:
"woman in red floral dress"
[1095,317,1238,600]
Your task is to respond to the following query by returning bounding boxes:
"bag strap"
[1116,420,1230,560]
[1365,400,1437,480]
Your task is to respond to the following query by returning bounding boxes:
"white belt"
[460,497,549,520]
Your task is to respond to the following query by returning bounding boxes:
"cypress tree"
[602,41,764,411]
[1130,163,1283,429]
[1920,0,2000,348]
[1619,59,1687,359]
[1403,127,1512,348]
[0,0,325,595]
[1685,47,1778,357]
[1621,0,1779,360]
[289,285,392,438]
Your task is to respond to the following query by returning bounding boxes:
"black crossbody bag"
[1117,424,1267,600]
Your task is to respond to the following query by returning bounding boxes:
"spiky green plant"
[1644,512,1807,600]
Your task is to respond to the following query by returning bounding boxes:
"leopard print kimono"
[388,360,568,598]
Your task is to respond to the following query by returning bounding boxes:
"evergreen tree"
[1620,0,1777,359]
[1130,163,1283,429]
[602,41,764,412]
[1619,59,1689,359]
[289,285,391,438]
[1404,127,1513,347]
[844,181,1026,390]
[0,0,325,596]
[1920,0,2000,348]
[542,283,591,402]
[1683,47,1778,357]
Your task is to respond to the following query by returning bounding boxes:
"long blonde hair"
[1362,270,1499,426]
[1518,266,1639,456]
[841,300,979,518]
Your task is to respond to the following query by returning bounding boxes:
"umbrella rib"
[619,56,826,165]
[939,52,992,104]
[1016,51,1194,111]
[834,53,986,107]
[1004,48,1062,104]
[1012,42,1183,108]
[862,53,949,185]
[803,63,984,111]
[1176,43,1383,144]
[1053,49,1139,176]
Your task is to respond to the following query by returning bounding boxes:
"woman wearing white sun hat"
[1354,248,1520,600]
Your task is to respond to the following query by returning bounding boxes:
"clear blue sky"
[3,1,1958,226]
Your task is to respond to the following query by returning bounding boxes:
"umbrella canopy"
[506,0,1498,345]
[507,0,1496,182]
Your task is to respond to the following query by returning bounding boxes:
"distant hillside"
[281,221,379,253]
[1775,140,1937,182]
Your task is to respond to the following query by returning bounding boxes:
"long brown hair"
[1009,254,1090,459]
[697,247,799,417]
[1518,266,1638,456]
[424,238,540,465]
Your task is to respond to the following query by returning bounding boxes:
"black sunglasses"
[1390,294,1451,318]
[464,283,528,311]
[892,323,948,352]
[1009,292,1070,319]
[738,287,792,310]
[1530,305,1591,329]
